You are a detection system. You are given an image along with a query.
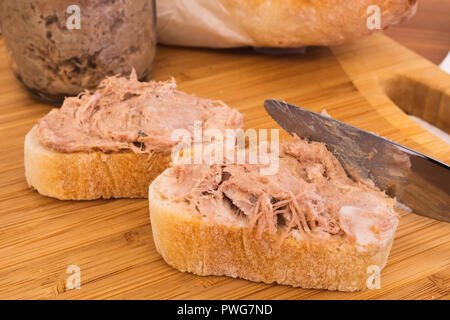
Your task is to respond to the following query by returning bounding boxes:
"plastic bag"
[157,0,254,48]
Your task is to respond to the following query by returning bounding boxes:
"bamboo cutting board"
[0,33,449,300]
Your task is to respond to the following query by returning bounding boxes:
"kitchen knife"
[264,99,450,222]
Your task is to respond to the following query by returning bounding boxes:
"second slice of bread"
[25,126,171,200]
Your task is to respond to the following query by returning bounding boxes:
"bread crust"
[219,0,417,47]
[25,126,171,200]
[149,171,395,291]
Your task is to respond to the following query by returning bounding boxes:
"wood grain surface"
[0,33,449,300]
[385,0,450,65]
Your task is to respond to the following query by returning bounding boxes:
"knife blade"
[264,99,450,222]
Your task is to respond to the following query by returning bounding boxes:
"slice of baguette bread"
[149,183,394,291]
[25,126,170,200]
[24,73,243,200]
[148,138,399,291]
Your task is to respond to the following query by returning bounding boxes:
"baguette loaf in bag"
[156,0,417,48]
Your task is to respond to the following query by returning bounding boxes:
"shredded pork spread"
[159,137,398,247]
[36,72,243,153]
[0,0,156,99]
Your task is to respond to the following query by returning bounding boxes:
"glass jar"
[0,0,156,104]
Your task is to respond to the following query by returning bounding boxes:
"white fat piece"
[338,206,395,247]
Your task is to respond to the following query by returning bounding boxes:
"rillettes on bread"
[24,73,243,200]
[149,138,399,291]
